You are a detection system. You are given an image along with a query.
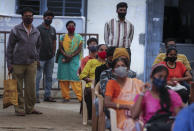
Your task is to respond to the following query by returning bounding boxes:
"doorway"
[163,0,194,43]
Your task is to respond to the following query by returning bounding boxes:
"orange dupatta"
[113,78,144,131]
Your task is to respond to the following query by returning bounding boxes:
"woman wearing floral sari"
[57,20,83,102]
[104,57,144,131]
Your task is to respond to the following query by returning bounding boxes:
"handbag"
[3,74,18,108]
[167,83,189,103]
[145,108,174,131]
[55,48,61,63]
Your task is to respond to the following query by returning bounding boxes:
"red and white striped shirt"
[104,18,134,48]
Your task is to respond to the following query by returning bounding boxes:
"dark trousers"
[84,87,92,119]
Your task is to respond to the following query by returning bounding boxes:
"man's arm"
[7,29,17,71]
[129,24,134,44]
[53,40,56,56]
[36,34,42,61]
[52,28,57,56]
[104,22,110,45]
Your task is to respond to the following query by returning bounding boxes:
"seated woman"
[132,64,183,127]
[104,57,144,131]
[79,44,107,120]
[160,47,192,103]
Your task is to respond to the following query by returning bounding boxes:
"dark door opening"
[163,0,194,43]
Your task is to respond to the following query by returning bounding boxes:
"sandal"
[27,109,42,115]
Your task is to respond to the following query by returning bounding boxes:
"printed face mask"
[114,66,128,78]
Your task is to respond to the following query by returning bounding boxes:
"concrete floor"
[0,98,91,131]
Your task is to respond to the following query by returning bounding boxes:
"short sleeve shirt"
[134,90,182,123]
[105,80,122,99]
[160,61,187,81]
[153,53,191,71]
[37,24,56,60]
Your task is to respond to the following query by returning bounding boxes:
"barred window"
[16,0,83,16]
[16,0,40,15]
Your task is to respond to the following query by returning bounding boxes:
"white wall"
[0,0,16,88]
[87,0,146,80]
[0,0,16,15]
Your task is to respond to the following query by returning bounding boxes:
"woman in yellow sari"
[57,21,83,102]
[104,57,144,131]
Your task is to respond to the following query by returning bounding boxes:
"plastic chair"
[190,82,194,103]
[81,80,88,125]
[109,108,121,131]
[94,83,106,131]
[91,81,98,131]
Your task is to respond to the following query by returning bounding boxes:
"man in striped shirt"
[104,2,134,57]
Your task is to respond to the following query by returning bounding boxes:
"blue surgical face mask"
[153,77,167,89]
[88,46,97,52]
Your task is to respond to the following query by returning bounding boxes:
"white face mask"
[114,66,128,78]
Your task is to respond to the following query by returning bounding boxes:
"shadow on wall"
[136,72,145,82]
[137,33,145,81]
[139,33,145,45]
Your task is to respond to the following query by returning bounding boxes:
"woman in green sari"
[57,20,83,102]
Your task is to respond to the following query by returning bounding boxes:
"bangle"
[139,92,145,96]
[116,103,120,109]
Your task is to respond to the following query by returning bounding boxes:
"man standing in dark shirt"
[36,10,56,103]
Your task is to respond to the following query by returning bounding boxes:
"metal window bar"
[16,0,82,16]
[16,0,41,15]
[0,31,98,90]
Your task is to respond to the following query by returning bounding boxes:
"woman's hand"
[120,104,132,110]
[171,77,181,82]
[84,77,92,83]
[141,83,151,93]
[66,55,73,59]
[167,80,177,86]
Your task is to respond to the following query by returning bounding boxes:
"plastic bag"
[3,74,18,108]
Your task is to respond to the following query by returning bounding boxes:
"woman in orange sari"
[104,57,144,131]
